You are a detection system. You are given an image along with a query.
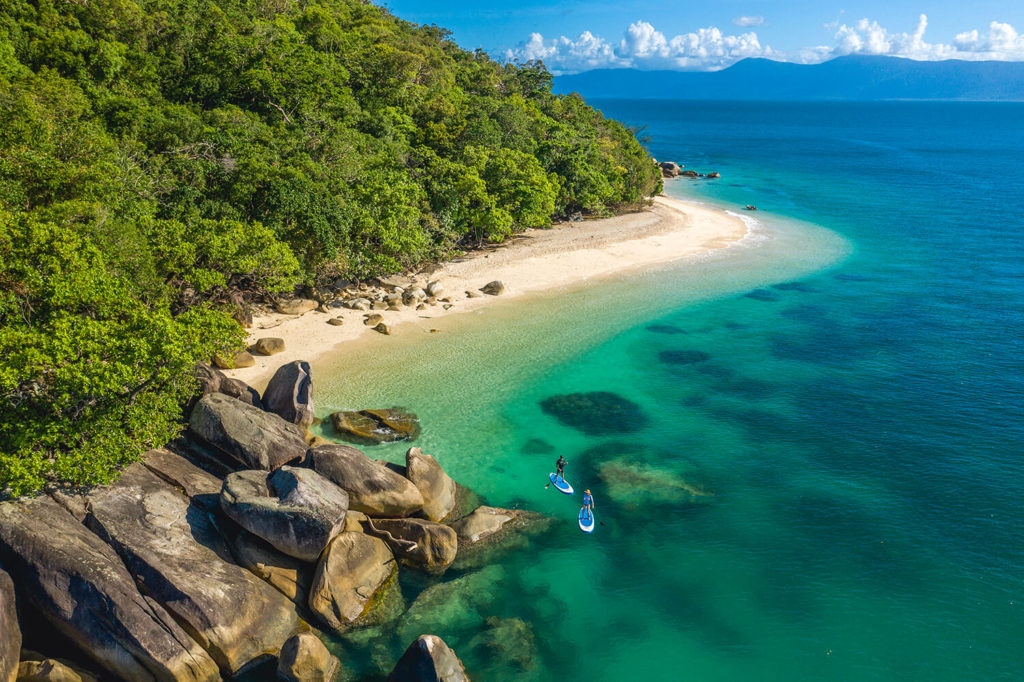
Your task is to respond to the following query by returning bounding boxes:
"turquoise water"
[316,102,1024,680]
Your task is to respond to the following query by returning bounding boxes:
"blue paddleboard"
[578,506,595,533]
[549,473,574,494]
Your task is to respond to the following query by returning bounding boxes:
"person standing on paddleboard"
[582,489,595,519]
[546,455,568,488]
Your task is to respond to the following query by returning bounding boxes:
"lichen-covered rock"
[277,633,340,682]
[308,533,398,631]
[189,393,307,470]
[308,445,424,517]
[365,518,457,574]
[1,566,19,682]
[0,497,219,682]
[386,635,468,682]
[539,391,649,436]
[262,361,314,431]
[220,467,348,562]
[405,447,456,522]
[87,465,301,675]
[329,409,420,445]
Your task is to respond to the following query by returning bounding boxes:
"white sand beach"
[226,194,749,389]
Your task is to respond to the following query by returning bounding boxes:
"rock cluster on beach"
[660,160,721,180]
[0,360,543,681]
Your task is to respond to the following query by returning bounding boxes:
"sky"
[381,1,1024,73]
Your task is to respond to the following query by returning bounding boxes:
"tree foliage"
[0,0,661,495]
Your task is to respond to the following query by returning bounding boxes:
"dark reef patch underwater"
[538,391,649,436]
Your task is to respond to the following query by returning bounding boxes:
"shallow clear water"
[316,101,1024,681]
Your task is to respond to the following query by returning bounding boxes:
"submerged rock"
[387,635,469,682]
[539,391,649,435]
[189,393,307,470]
[329,408,420,445]
[220,466,349,562]
[308,532,400,632]
[521,438,555,455]
[646,323,686,335]
[0,567,19,682]
[262,361,315,431]
[772,281,817,293]
[308,444,424,517]
[0,496,219,682]
[396,566,505,646]
[597,458,714,509]
[87,464,301,675]
[659,350,712,365]
[743,288,780,302]
[468,616,537,672]
[277,633,340,682]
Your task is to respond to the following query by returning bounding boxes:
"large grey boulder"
[405,447,456,522]
[365,518,457,574]
[220,467,348,562]
[87,465,301,675]
[387,635,469,682]
[0,497,219,682]
[189,393,307,470]
[262,361,314,430]
[308,445,424,517]
[0,566,19,682]
[276,633,339,682]
[308,532,397,631]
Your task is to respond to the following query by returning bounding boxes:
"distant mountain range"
[553,55,1024,101]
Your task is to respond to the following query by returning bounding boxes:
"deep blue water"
[320,101,1024,680]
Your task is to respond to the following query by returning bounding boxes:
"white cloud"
[733,16,765,28]
[505,15,1024,74]
[505,21,772,73]
[823,14,1024,62]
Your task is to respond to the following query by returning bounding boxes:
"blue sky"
[381,1,1024,72]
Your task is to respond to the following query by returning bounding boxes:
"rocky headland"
[0,361,540,682]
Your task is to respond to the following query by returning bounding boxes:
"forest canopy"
[0,0,662,496]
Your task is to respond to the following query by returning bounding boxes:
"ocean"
[313,101,1024,680]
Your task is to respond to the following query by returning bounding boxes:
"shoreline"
[226,194,751,390]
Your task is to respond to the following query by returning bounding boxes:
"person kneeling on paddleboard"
[582,489,595,519]
[545,455,568,488]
